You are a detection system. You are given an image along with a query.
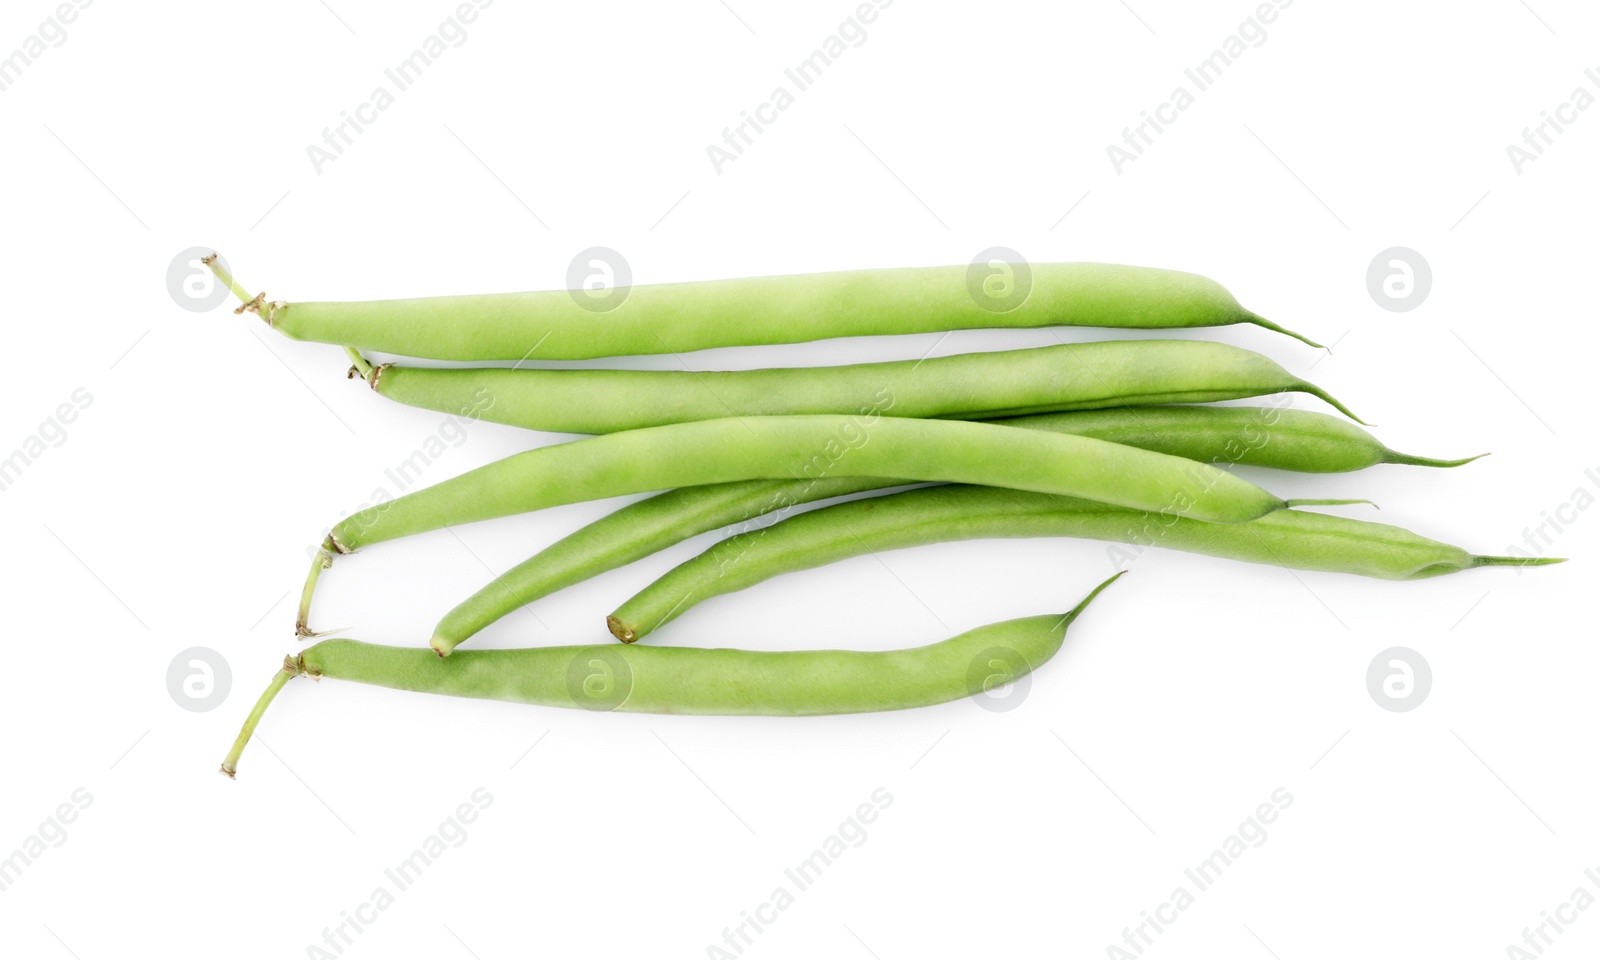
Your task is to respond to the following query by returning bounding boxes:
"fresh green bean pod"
[327,415,1293,556]
[607,486,1563,642]
[228,262,1319,361]
[367,339,1361,433]
[431,406,1467,656]
[220,576,1121,778]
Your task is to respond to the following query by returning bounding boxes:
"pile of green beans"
[208,254,1561,779]
[429,405,1470,657]
[296,413,1361,636]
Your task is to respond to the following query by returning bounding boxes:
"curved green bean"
[220,574,1122,778]
[300,415,1303,636]
[607,486,1563,642]
[366,339,1361,433]
[431,405,1468,656]
[207,260,1320,361]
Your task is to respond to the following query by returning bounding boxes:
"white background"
[0,1,1594,957]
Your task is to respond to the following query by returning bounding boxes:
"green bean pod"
[327,415,1294,557]
[367,339,1361,433]
[431,406,1470,655]
[238,262,1319,360]
[607,486,1562,642]
[220,575,1121,778]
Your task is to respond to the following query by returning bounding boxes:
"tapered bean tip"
[1298,384,1369,425]
[607,616,637,643]
[1057,570,1126,625]
[1247,313,1325,350]
[1474,555,1568,568]
[1387,450,1491,469]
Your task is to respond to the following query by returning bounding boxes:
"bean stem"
[205,252,373,383]
[202,254,255,310]
[208,256,351,637]
[342,347,374,381]
[219,656,298,779]
[297,538,337,638]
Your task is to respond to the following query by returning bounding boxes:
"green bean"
[328,416,1298,548]
[362,339,1361,433]
[300,414,1312,636]
[431,405,1464,656]
[220,574,1123,778]
[205,258,1321,361]
[607,486,1563,642]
